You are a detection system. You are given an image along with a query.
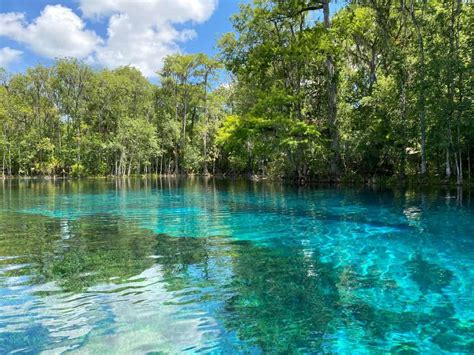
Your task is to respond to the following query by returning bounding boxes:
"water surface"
[0,179,473,353]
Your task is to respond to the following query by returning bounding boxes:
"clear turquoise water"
[0,178,473,353]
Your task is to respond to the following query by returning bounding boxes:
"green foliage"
[0,0,472,182]
[0,56,226,177]
[217,0,473,182]
[71,163,85,178]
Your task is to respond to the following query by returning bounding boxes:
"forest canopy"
[0,0,472,184]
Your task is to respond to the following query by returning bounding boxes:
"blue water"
[0,178,473,353]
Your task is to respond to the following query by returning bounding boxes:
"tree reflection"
[0,210,472,353]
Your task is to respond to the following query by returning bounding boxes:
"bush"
[71,163,86,177]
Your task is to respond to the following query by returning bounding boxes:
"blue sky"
[0,1,343,78]
[0,0,241,77]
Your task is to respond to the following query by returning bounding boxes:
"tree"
[0,0,472,183]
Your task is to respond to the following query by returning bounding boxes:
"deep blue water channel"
[0,178,473,353]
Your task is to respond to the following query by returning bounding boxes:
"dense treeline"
[0,0,473,183]
[218,0,473,183]
[0,56,227,177]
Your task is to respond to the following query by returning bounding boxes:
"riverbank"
[1,173,473,190]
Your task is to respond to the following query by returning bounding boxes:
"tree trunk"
[2,150,5,179]
[127,157,132,176]
[398,70,407,179]
[8,145,11,176]
[118,150,125,176]
[181,92,187,174]
[446,150,451,178]
[445,0,456,180]
[323,0,341,179]
[174,79,180,173]
[174,146,179,174]
[455,0,463,185]
[418,58,427,177]
[456,151,462,185]
[468,149,471,181]
[203,72,209,175]
[408,1,427,177]
[203,135,208,175]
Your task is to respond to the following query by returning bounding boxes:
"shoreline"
[1,173,472,189]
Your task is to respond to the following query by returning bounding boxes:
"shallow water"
[0,178,473,353]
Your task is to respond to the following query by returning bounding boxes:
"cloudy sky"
[0,0,240,77]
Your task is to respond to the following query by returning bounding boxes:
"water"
[0,178,473,354]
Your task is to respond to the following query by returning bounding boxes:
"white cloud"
[0,5,101,59]
[80,0,218,76]
[94,14,194,77]
[0,1,218,77]
[79,0,217,24]
[0,47,23,68]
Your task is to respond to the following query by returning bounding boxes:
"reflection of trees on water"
[219,243,341,352]
[0,213,158,291]
[1,212,342,352]
[0,204,472,352]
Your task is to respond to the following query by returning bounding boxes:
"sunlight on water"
[0,178,473,353]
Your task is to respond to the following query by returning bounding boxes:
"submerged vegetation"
[1,179,473,352]
[0,0,472,183]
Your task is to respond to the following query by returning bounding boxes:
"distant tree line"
[1,0,473,183]
[0,55,227,177]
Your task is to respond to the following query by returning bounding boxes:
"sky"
[0,0,344,79]
[0,0,241,78]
